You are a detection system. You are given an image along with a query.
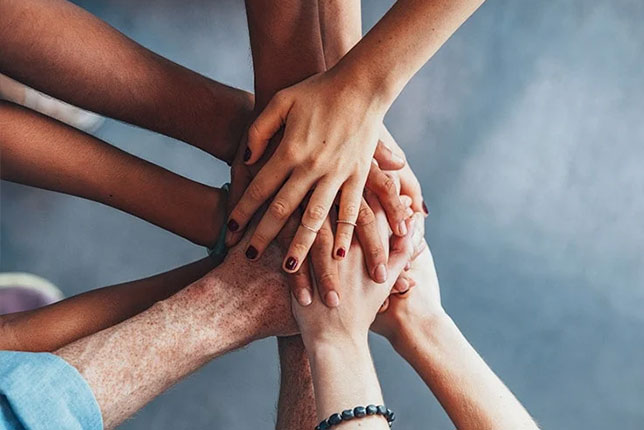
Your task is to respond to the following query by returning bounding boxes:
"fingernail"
[243,147,252,162]
[374,264,388,283]
[422,201,429,216]
[227,219,239,232]
[285,256,298,271]
[405,207,414,218]
[404,262,411,271]
[336,248,346,258]
[399,288,410,295]
[296,289,313,306]
[392,152,405,164]
[325,291,340,307]
[245,246,258,260]
[398,278,409,292]
[398,220,408,236]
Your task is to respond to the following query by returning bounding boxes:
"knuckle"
[306,204,327,222]
[341,203,359,220]
[279,144,300,164]
[291,241,310,257]
[381,176,397,194]
[357,205,376,227]
[268,199,290,221]
[317,272,337,292]
[368,245,384,263]
[252,230,271,247]
[337,229,354,244]
[247,180,267,202]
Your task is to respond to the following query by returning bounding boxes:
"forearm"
[0,101,225,246]
[395,313,538,430]
[0,258,216,352]
[334,0,485,108]
[307,338,388,429]
[245,0,326,108]
[318,0,362,68]
[0,0,252,161]
[55,242,294,429]
[275,336,317,430]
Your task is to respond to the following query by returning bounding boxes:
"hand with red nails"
[226,70,401,276]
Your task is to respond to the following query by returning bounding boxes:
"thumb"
[373,140,405,170]
[246,92,290,164]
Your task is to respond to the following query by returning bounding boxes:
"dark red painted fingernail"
[336,248,346,258]
[243,147,252,162]
[399,289,410,295]
[245,246,258,260]
[285,256,298,271]
[227,219,239,232]
[422,201,429,215]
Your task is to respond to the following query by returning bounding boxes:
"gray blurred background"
[2,0,643,428]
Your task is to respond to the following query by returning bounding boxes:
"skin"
[0,258,217,352]
[0,0,253,163]
[55,233,296,430]
[232,1,413,308]
[292,200,423,430]
[229,0,485,274]
[372,244,540,430]
[0,101,226,246]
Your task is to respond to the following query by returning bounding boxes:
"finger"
[355,198,387,283]
[245,172,314,260]
[373,139,405,170]
[386,217,417,280]
[245,91,290,164]
[378,297,391,314]
[400,165,426,215]
[333,176,363,261]
[310,217,340,307]
[409,212,427,259]
[365,163,407,236]
[288,259,314,307]
[283,178,340,273]
[226,158,254,247]
[392,273,414,294]
[226,155,290,245]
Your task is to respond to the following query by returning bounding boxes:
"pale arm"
[0,258,216,352]
[55,239,296,429]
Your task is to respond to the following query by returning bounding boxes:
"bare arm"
[0,101,226,246]
[0,258,216,352]
[374,245,539,430]
[55,237,296,429]
[318,0,362,68]
[275,336,317,430]
[0,0,252,162]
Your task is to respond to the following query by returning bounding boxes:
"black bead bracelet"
[315,405,395,429]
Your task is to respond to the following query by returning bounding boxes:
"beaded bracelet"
[315,405,395,429]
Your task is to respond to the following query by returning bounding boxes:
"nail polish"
[422,201,429,216]
[336,248,346,258]
[243,147,252,162]
[285,256,298,271]
[227,219,239,232]
[245,246,258,260]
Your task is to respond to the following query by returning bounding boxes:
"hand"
[372,241,445,348]
[226,70,396,275]
[379,126,428,216]
[210,225,298,340]
[292,198,421,348]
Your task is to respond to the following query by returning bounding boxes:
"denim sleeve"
[0,351,103,430]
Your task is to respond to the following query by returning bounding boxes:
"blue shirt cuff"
[0,351,103,430]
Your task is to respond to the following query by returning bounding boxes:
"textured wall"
[1,0,643,428]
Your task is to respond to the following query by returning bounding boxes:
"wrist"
[390,309,452,359]
[329,55,397,114]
